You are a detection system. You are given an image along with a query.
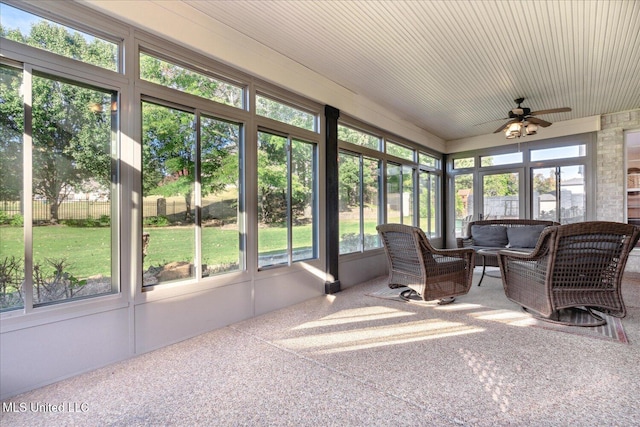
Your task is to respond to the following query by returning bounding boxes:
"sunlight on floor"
[469,309,536,326]
[434,302,486,312]
[460,348,512,413]
[292,306,414,330]
[280,314,484,354]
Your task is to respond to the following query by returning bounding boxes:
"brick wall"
[597,109,640,271]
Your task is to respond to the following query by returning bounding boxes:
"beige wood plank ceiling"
[103,0,640,140]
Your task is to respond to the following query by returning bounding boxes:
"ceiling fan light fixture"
[525,123,538,135]
[505,122,522,138]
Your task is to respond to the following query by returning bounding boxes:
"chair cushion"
[507,225,547,248]
[471,225,508,247]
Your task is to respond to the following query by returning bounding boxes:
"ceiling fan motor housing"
[509,107,531,119]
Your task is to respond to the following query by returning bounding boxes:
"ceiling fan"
[494,98,571,139]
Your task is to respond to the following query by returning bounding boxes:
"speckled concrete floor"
[2,271,640,427]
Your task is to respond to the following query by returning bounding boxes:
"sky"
[1,2,97,44]
[0,3,39,34]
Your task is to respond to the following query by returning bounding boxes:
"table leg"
[478,255,487,286]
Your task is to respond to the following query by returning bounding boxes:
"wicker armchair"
[377,224,475,303]
[497,221,640,326]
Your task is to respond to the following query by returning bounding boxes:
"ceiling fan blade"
[475,117,510,126]
[527,117,552,127]
[493,120,516,133]
[530,107,571,115]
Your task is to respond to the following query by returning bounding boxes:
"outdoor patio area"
[2,270,639,426]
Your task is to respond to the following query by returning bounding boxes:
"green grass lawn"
[1,226,113,278]
[0,218,391,279]
[1,223,321,278]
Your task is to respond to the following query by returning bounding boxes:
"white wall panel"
[0,308,130,400]
[339,252,387,288]
[253,269,324,317]
[134,282,254,354]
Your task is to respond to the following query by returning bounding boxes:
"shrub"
[0,256,24,309]
[10,214,24,227]
[143,215,170,227]
[61,216,109,227]
[32,258,88,303]
[83,217,101,227]
[0,212,23,226]
[0,211,9,225]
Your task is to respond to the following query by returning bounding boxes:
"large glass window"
[338,125,380,151]
[0,64,25,310]
[480,152,522,167]
[419,152,438,168]
[531,145,585,161]
[386,141,414,161]
[32,75,117,305]
[386,164,414,225]
[454,157,475,169]
[200,116,242,273]
[362,158,381,250]
[256,94,315,131]
[140,52,244,109]
[419,171,440,237]
[0,65,118,310]
[142,102,242,285]
[532,166,585,223]
[257,131,316,268]
[1,2,119,71]
[142,102,196,285]
[338,152,381,254]
[481,172,520,220]
[339,152,361,254]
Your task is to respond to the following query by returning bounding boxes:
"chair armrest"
[432,247,475,258]
[497,248,539,261]
[430,247,476,270]
[456,237,474,248]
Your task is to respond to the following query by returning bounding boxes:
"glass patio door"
[531,166,585,224]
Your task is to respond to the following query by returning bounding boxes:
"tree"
[0,65,23,202]
[533,170,556,194]
[140,54,242,222]
[483,174,518,197]
[142,104,240,222]
[338,153,360,209]
[257,133,313,224]
[31,76,113,221]
[142,103,196,221]
[0,22,115,221]
[140,53,241,108]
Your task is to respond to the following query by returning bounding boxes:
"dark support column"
[442,153,450,247]
[325,105,341,294]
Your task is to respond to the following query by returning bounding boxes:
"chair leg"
[398,289,456,305]
[524,307,607,327]
[399,289,419,301]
